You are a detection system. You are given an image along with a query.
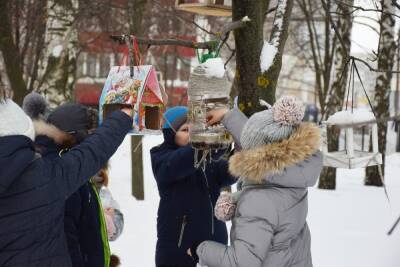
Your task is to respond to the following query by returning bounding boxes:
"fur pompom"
[272,96,305,126]
[215,192,236,222]
[22,92,47,120]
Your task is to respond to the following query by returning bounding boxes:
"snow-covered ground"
[108,135,400,267]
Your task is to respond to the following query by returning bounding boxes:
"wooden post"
[131,135,144,200]
[321,123,329,155]
[345,128,354,157]
[372,124,379,154]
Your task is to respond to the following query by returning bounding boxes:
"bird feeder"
[321,58,382,169]
[187,58,232,166]
[99,65,166,132]
[322,110,382,169]
[175,0,232,17]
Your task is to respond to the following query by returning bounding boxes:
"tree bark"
[37,0,79,106]
[365,0,396,186]
[232,0,269,116]
[260,0,294,106]
[0,0,27,105]
[318,0,354,190]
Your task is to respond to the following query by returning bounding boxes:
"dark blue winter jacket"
[151,129,237,267]
[36,133,108,267]
[64,183,106,267]
[0,111,132,267]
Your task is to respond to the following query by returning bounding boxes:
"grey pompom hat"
[240,96,306,150]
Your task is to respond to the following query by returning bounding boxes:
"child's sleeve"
[197,191,277,267]
[152,145,199,186]
[222,109,248,150]
[50,111,132,198]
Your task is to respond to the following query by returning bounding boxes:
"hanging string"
[351,60,356,113]
[352,58,377,117]
[345,60,354,111]
[325,58,351,106]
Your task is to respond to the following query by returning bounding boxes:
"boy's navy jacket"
[150,128,237,267]
[37,135,106,267]
[0,111,132,267]
[36,128,108,267]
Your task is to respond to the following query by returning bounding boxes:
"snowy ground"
[108,135,400,267]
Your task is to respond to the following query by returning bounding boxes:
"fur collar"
[33,120,75,147]
[229,123,321,183]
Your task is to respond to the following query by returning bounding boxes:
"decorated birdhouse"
[175,0,232,17]
[99,65,166,131]
[322,109,382,169]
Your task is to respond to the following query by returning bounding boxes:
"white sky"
[351,0,399,55]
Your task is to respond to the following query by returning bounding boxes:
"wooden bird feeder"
[321,110,382,169]
[175,0,232,17]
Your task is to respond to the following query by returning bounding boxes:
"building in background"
[74,0,196,108]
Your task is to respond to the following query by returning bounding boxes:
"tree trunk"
[318,0,354,190]
[233,0,294,116]
[260,0,294,106]
[232,0,269,116]
[365,0,396,186]
[0,0,27,105]
[37,0,78,106]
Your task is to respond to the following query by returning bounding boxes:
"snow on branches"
[260,0,289,73]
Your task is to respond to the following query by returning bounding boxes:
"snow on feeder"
[322,58,383,169]
[99,65,166,132]
[322,109,382,169]
[187,58,232,165]
[175,0,232,17]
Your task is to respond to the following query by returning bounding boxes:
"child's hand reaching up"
[207,108,229,126]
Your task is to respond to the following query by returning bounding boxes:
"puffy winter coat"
[151,128,237,267]
[197,109,323,267]
[0,111,132,267]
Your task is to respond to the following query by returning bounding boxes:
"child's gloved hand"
[187,241,201,263]
[215,191,237,222]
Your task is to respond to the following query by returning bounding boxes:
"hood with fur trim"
[33,120,75,148]
[229,123,321,185]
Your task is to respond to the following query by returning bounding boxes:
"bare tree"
[0,0,47,105]
[319,0,354,189]
[365,0,396,186]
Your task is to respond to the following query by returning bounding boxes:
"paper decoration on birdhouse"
[175,0,232,17]
[99,65,166,132]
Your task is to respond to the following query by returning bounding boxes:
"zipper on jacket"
[202,169,214,235]
[178,215,187,248]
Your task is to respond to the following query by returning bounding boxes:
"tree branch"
[352,56,400,73]
[110,17,250,50]
[393,0,400,9]
[335,0,400,19]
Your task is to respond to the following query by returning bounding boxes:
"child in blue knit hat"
[150,106,237,267]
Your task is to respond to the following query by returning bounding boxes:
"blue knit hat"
[162,106,188,131]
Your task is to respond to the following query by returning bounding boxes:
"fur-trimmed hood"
[33,120,75,148]
[229,123,321,185]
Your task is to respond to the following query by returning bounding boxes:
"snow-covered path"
[108,135,400,267]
